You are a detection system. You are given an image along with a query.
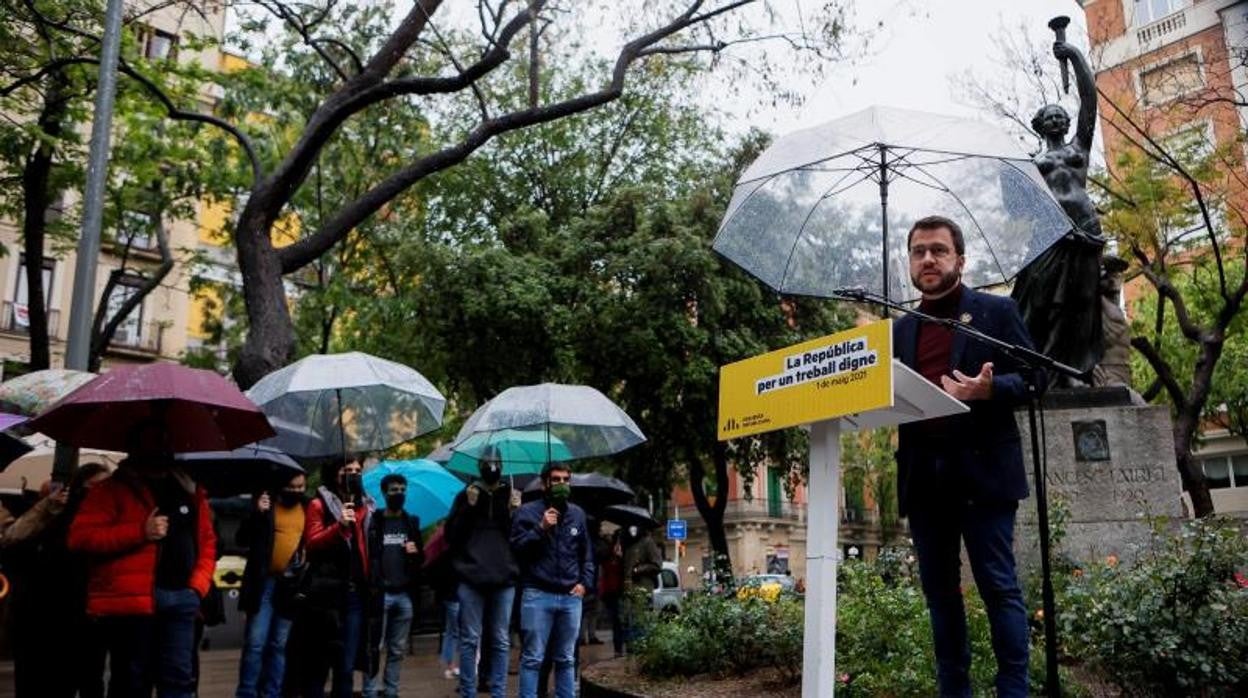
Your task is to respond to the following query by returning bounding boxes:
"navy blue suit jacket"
[893,286,1036,516]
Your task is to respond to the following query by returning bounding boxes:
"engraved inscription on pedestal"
[1016,403,1181,569]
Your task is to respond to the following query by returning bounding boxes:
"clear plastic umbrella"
[713,106,1074,303]
[246,352,446,458]
[450,383,645,464]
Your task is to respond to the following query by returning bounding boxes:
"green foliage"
[1059,517,1248,696]
[633,591,804,683]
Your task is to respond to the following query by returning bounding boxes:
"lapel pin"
[960,312,972,324]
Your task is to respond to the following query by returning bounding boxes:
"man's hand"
[466,486,480,507]
[541,507,560,531]
[342,502,357,525]
[145,509,169,541]
[405,541,418,554]
[571,584,586,598]
[256,492,271,513]
[940,362,994,401]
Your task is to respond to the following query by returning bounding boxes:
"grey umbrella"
[246,352,446,458]
[450,383,645,464]
[712,105,1073,303]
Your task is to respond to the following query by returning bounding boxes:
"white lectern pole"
[802,418,842,698]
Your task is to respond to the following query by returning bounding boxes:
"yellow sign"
[718,319,894,440]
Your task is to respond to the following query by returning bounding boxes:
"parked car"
[652,561,686,613]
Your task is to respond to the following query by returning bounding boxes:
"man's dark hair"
[380,473,407,491]
[541,462,572,484]
[907,215,965,255]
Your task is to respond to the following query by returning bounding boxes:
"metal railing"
[0,301,61,338]
[704,497,879,525]
[109,321,164,354]
[1137,9,1186,45]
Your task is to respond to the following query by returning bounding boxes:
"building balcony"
[698,497,880,526]
[106,321,165,355]
[0,301,61,339]
[1137,8,1187,45]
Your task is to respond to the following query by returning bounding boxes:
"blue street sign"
[666,519,687,541]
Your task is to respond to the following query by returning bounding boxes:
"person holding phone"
[299,455,375,698]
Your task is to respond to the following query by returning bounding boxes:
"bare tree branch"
[279,0,749,274]
[88,212,175,371]
[1129,335,1189,412]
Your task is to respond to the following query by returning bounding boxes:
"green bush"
[632,590,804,681]
[1059,516,1248,696]
[834,559,1005,696]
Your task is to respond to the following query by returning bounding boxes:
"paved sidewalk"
[0,634,617,697]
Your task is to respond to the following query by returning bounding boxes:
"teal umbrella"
[363,459,462,524]
[445,429,574,477]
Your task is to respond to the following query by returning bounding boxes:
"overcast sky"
[727,0,1091,136]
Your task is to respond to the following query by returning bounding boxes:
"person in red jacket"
[69,453,217,698]
[295,455,374,698]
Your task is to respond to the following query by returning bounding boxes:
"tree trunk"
[19,75,69,371]
[689,442,732,582]
[232,203,296,389]
[1172,339,1220,517]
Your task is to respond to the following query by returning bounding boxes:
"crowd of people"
[0,442,662,698]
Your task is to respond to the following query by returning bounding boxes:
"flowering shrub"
[1059,516,1248,695]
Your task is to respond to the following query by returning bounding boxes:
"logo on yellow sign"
[717,319,894,440]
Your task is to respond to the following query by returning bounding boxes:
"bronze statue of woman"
[1011,39,1105,386]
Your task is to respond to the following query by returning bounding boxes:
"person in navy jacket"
[894,215,1035,698]
[510,463,594,698]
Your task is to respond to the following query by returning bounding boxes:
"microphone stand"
[836,288,1082,698]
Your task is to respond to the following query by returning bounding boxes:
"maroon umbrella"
[29,363,275,453]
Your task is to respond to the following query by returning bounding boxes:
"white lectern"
[801,358,968,698]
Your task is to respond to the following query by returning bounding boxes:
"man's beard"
[912,268,960,296]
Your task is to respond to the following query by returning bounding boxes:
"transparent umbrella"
[712,105,1074,303]
[246,352,446,458]
[450,383,645,465]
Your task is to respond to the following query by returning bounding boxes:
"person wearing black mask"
[235,471,308,698]
[299,455,374,698]
[362,474,424,698]
[445,447,519,698]
[511,463,593,698]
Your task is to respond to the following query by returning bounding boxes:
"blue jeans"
[441,598,461,666]
[363,592,414,698]
[236,577,294,698]
[458,584,515,698]
[909,499,1029,698]
[155,587,201,698]
[518,588,582,698]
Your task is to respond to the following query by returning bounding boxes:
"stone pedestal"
[1014,396,1182,573]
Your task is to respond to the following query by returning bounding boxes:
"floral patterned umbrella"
[0,369,96,417]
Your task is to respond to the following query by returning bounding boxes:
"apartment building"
[1084,0,1248,515]
[0,2,229,375]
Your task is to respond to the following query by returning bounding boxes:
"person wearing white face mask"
[621,526,660,592]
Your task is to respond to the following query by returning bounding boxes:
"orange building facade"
[1084,0,1248,515]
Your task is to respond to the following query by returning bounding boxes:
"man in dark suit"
[894,215,1033,698]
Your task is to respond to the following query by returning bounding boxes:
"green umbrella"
[445,429,574,477]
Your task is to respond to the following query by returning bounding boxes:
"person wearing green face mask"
[510,464,594,698]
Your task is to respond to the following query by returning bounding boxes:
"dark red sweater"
[916,284,964,385]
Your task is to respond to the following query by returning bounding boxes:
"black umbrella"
[0,433,33,472]
[601,504,658,530]
[176,444,305,498]
[521,472,635,513]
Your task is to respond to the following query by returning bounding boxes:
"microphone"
[832,287,876,301]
